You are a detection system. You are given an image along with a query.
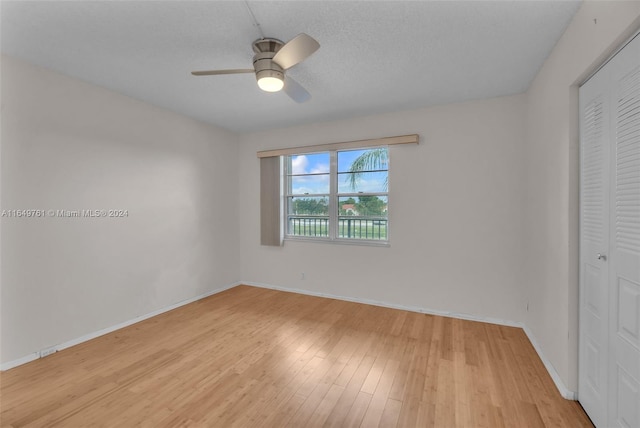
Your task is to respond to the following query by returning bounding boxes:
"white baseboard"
[242,280,577,400]
[243,280,522,328]
[1,352,40,371]
[0,282,241,371]
[522,324,577,400]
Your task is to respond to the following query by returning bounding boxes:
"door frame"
[573,26,640,404]
[576,28,640,426]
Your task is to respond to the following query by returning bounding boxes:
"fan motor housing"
[253,48,284,84]
[252,38,284,54]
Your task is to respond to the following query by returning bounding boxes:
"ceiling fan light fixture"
[256,69,284,92]
[258,76,284,92]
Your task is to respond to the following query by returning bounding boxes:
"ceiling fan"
[192,33,320,103]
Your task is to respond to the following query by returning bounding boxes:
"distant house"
[341,204,357,215]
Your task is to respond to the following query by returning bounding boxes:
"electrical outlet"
[39,346,57,358]
[300,272,305,280]
[526,301,529,312]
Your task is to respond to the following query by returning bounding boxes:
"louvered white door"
[608,33,640,428]
[579,53,611,428]
[579,32,640,428]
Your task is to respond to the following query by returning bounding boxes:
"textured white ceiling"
[1,1,581,133]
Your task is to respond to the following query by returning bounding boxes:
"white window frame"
[284,147,390,246]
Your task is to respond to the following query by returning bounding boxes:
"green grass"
[338,220,387,240]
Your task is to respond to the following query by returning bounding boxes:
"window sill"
[284,236,390,248]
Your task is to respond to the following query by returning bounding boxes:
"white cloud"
[291,155,309,174]
[292,174,329,194]
[311,163,329,174]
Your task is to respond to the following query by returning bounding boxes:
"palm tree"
[347,148,388,191]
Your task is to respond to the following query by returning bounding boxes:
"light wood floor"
[1,285,592,427]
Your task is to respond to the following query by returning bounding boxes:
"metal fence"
[288,216,388,240]
[288,217,329,237]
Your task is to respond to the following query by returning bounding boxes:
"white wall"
[523,1,640,392]
[238,94,527,324]
[0,56,240,364]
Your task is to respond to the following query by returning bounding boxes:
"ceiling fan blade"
[191,69,254,76]
[284,76,311,103]
[272,33,320,70]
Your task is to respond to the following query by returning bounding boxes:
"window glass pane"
[287,196,329,216]
[337,218,387,240]
[337,148,388,173]
[338,171,388,194]
[287,195,329,238]
[338,196,388,240]
[289,174,330,195]
[338,196,388,217]
[288,153,330,175]
[287,217,329,237]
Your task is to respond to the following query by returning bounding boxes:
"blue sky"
[289,149,387,195]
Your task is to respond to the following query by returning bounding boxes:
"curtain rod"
[256,134,419,158]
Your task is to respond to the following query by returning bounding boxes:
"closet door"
[579,56,611,428]
[580,32,640,427]
[607,33,640,428]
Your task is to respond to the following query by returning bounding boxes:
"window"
[285,147,389,243]
[258,134,416,247]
